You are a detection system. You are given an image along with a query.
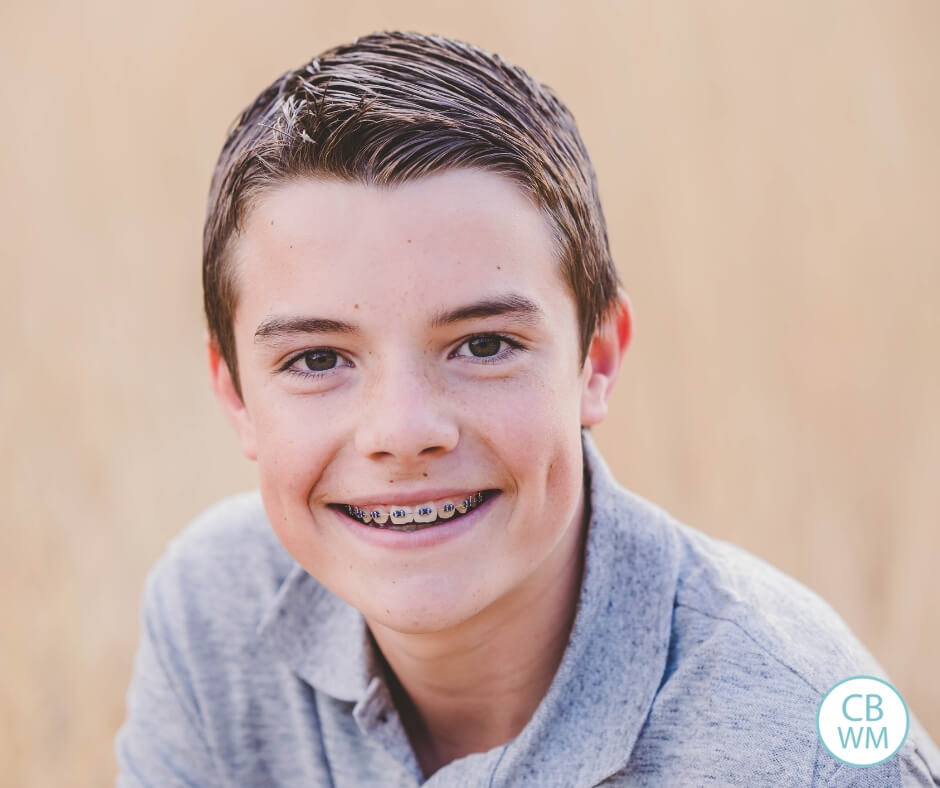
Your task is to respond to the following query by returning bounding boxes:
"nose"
[354,359,459,464]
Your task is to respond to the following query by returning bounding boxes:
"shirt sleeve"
[899,750,940,787]
[900,716,940,787]
[114,564,222,787]
[812,730,940,787]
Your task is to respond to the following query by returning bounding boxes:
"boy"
[116,31,939,786]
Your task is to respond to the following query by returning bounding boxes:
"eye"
[281,348,353,379]
[451,333,524,363]
[467,335,502,357]
[300,350,339,371]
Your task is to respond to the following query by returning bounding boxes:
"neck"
[367,489,589,778]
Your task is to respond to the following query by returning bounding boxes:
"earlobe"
[207,337,258,461]
[580,289,633,427]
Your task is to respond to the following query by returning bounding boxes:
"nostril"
[353,405,460,460]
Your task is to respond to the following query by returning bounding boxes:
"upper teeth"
[343,492,486,526]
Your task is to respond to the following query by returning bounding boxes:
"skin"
[209,168,632,776]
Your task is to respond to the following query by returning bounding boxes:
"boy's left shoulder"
[668,520,879,693]
[581,436,938,783]
[633,510,939,785]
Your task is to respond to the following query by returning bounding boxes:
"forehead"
[230,169,574,330]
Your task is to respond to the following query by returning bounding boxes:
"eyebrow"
[253,294,543,345]
[429,294,543,329]
[254,316,358,344]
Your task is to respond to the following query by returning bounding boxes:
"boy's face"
[211,169,628,635]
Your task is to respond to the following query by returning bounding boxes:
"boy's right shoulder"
[141,491,297,637]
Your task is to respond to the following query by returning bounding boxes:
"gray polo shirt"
[116,434,939,786]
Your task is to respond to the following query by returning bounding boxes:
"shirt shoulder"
[631,516,939,785]
[147,491,294,616]
[669,522,879,693]
[135,491,313,703]
[137,490,298,701]
[118,493,340,786]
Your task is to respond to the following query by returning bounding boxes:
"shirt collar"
[257,430,680,783]
[491,431,681,784]
[256,561,375,702]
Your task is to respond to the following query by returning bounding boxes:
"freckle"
[497,265,501,270]
[422,472,428,477]
[289,244,294,249]
[354,303,359,309]
[407,239,412,243]
[270,220,275,226]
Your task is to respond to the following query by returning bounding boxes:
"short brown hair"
[203,31,619,397]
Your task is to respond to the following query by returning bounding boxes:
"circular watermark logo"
[817,676,909,767]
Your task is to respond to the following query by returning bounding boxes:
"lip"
[332,488,491,509]
[332,491,500,550]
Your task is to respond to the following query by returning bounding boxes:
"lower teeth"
[384,519,450,532]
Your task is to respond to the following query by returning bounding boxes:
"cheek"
[256,428,308,497]
[252,395,336,483]
[250,404,334,541]
[478,374,584,513]
[482,370,582,461]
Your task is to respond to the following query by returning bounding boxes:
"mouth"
[330,490,499,532]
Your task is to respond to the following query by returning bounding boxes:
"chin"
[358,581,491,636]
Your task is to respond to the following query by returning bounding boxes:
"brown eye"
[303,350,338,371]
[467,336,502,357]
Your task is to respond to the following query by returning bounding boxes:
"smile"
[334,490,496,532]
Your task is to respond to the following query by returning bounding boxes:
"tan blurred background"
[1,1,937,784]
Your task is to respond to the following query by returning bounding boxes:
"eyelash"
[279,349,351,381]
[279,333,525,380]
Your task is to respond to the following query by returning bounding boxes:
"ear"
[207,336,258,461]
[580,288,633,427]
